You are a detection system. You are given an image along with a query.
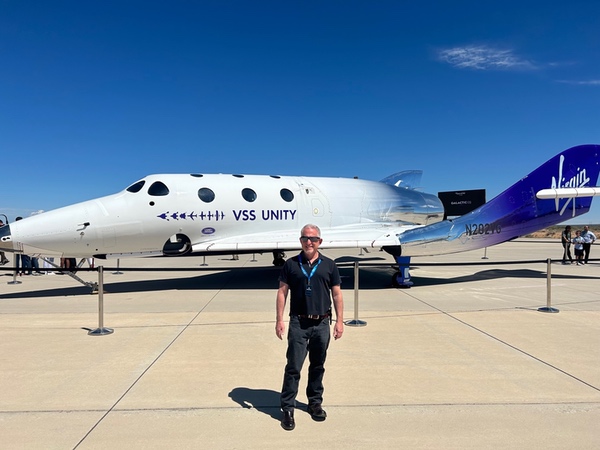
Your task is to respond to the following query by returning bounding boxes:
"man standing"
[0,220,9,265]
[581,225,596,264]
[561,225,573,264]
[275,224,344,431]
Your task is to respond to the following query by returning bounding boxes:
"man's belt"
[296,313,330,320]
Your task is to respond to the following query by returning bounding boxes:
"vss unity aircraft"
[1,144,599,286]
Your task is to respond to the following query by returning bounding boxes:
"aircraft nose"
[0,223,13,252]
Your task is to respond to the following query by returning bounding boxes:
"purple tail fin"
[398,144,600,256]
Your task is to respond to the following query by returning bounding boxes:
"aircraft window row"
[190,173,282,179]
[126,179,295,203]
[197,187,295,203]
[127,180,170,196]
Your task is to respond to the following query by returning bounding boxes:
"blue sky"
[2,1,600,224]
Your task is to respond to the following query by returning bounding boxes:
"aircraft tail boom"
[398,144,600,257]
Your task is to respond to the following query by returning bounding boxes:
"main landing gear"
[383,246,412,288]
[392,255,414,289]
[272,250,286,267]
[392,255,413,288]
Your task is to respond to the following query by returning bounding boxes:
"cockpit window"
[242,188,257,202]
[280,188,294,202]
[126,180,146,193]
[198,188,215,203]
[148,181,170,196]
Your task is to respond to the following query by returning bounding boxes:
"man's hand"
[276,319,286,340]
[276,282,289,340]
[333,320,344,340]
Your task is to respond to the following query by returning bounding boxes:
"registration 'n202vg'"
[465,223,502,236]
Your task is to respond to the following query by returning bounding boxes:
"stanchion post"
[8,262,22,285]
[345,261,366,327]
[538,258,559,313]
[88,266,114,335]
[112,258,123,275]
[481,247,489,259]
[200,255,208,266]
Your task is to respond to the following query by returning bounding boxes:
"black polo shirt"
[278,252,341,316]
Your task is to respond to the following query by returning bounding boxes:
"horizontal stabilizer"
[536,187,600,199]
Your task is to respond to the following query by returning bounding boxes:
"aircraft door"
[297,181,332,226]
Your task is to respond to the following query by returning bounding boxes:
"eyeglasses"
[300,236,321,243]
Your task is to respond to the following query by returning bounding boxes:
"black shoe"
[281,410,295,431]
[307,403,327,421]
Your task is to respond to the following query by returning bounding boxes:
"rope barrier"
[3,257,596,273]
[5,256,600,332]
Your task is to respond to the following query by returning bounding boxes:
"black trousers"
[562,243,573,263]
[280,315,331,411]
[583,243,592,263]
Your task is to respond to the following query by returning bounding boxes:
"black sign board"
[438,189,486,218]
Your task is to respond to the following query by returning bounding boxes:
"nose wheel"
[162,233,192,256]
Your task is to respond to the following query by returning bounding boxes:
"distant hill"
[524,225,599,239]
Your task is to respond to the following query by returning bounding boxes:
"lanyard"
[298,253,321,286]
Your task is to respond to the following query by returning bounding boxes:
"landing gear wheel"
[391,271,412,288]
[272,251,286,267]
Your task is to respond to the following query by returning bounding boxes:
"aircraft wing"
[190,223,409,253]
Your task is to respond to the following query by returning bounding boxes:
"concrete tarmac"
[0,239,599,449]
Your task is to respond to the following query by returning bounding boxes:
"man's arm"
[275,281,289,340]
[331,284,344,340]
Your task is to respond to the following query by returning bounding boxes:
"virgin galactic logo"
[551,154,590,215]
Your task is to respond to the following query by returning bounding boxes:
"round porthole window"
[280,188,294,202]
[198,188,216,203]
[242,188,257,202]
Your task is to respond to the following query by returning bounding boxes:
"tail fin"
[380,170,423,189]
[398,144,600,256]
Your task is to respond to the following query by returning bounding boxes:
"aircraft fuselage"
[1,173,443,258]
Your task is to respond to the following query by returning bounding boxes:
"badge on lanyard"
[298,253,321,298]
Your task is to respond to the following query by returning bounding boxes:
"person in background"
[43,257,55,275]
[14,217,24,274]
[572,230,585,266]
[561,225,573,264]
[20,253,32,275]
[581,225,596,264]
[0,220,9,265]
[31,256,43,275]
